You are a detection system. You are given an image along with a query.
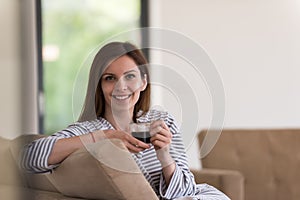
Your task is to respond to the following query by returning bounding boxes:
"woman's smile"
[112,94,132,101]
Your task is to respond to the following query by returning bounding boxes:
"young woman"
[22,42,229,200]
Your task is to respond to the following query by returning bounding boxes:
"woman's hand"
[93,129,150,153]
[150,120,174,167]
[150,120,175,185]
[150,120,172,150]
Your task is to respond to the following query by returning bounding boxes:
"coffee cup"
[129,122,151,143]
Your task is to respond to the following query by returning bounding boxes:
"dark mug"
[130,122,151,143]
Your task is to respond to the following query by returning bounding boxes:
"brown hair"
[78,42,151,122]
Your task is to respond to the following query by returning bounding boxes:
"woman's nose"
[114,78,128,91]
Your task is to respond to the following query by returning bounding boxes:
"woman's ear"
[140,74,148,91]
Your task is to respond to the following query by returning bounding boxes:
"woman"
[22,42,229,200]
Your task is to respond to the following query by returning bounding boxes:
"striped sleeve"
[159,112,197,199]
[20,123,89,173]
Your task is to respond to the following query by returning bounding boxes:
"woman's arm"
[151,113,197,199]
[150,120,176,186]
[47,133,92,165]
[48,129,151,165]
[162,163,176,186]
[21,120,151,173]
[21,124,91,173]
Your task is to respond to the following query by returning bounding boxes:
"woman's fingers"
[103,129,150,153]
[150,120,172,149]
[150,133,172,149]
[150,139,165,149]
[150,120,172,139]
[127,135,151,149]
[151,131,171,143]
[150,120,170,136]
[103,121,173,152]
[122,132,151,152]
[126,141,147,153]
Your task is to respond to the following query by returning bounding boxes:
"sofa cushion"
[46,138,158,200]
[0,184,83,200]
[9,134,58,192]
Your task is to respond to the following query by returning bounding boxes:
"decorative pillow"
[46,139,158,200]
[0,136,23,186]
[9,134,58,192]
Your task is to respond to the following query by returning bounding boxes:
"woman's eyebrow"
[102,69,138,76]
[102,73,114,76]
[124,69,138,74]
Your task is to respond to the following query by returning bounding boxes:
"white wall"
[0,0,22,139]
[0,0,38,139]
[149,0,300,169]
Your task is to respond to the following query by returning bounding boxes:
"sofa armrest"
[190,168,244,200]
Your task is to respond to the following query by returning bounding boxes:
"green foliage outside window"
[42,0,140,134]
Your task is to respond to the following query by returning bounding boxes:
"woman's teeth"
[113,95,131,100]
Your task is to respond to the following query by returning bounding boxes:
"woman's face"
[101,55,147,113]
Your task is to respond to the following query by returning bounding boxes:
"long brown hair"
[78,42,151,122]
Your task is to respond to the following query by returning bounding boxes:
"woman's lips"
[112,94,132,100]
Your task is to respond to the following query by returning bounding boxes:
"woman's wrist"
[162,162,176,186]
[156,147,174,168]
[92,130,107,142]
[80,131,107,145]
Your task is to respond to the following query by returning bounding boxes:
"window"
[37,0,147,134]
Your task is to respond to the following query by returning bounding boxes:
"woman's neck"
[104,109,133,132]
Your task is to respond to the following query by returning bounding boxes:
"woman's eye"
[125,74,136,80]
[103,76,115,81]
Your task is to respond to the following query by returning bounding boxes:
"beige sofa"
[0,134,243,200]
[198,129,300,200]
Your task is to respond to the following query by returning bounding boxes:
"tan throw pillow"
[0,136,24,186]
[9,134,58,192]
[46,139,158,200]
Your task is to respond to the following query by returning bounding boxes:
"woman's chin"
[111,100,131,111]
[110,95,138,112]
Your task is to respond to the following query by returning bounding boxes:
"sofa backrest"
[198,129,300,200]
[0,136,25,186]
